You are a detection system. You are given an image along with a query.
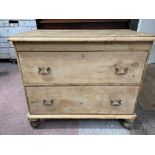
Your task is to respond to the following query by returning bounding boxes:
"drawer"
[26,86,139,115]
[19,52,147,85]
[0,48,15,59]
[0,53,10,59]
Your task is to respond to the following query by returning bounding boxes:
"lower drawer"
[26,86,139,115]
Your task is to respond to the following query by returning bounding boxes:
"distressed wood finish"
[27,113,137,120]
[15,42,151,51]
[10,29,155,42]
[10,30,155,125]
[19,51,147,85]
[26,86,139,115]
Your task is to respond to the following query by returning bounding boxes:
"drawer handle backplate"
[43,99,54,106]
[115,66,128,75]
[38,67,51,75]
[110,99,121,106]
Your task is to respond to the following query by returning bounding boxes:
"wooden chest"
[10,30,155,128]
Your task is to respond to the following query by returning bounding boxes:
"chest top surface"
[10,29,155,42]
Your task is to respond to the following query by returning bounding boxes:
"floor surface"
[0,62,155,135]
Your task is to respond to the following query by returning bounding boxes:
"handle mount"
[43,99,54,106]
[114,65,128,75]
[38,67,51,75]
[110,99,121,106]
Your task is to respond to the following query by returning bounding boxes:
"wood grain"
[10,30,155,121]
[15,42,152,52]
[19,51,147,85]
[26,86,139,115]
[27,113,137,120]
[10,30,155,42]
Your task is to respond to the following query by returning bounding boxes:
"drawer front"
[19,52,147,85]
[26,86,139,115]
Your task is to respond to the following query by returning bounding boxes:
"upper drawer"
[15,42,151,52]
[18,51,147,85]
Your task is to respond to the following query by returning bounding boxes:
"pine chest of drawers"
[10,30,155,128]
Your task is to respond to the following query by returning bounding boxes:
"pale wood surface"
[11,30,154,121]
[10,30,155,42]
[15,42,152,52]
[19,52,147,85]
[16,50,31,112]
[133,49,150,109]
[26,86,139,115]
[27,113,137,120]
